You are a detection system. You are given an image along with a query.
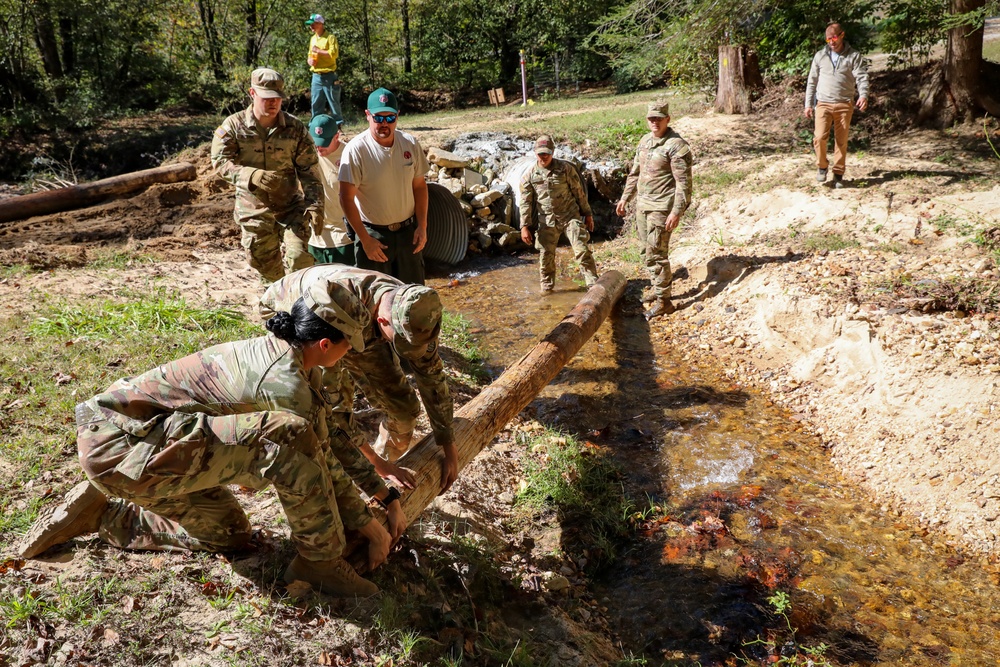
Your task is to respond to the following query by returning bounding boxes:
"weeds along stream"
[432,248,1000,666]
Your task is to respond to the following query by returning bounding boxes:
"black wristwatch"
[376,486,401,509]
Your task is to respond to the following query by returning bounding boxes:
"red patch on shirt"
[403,151,411,160]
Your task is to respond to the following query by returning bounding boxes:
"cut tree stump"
[714,45,764,115]
[0,162,198,224]
[347,270,627,566]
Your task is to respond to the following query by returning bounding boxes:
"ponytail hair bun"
[265,311,298,342]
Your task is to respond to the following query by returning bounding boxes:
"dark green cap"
[367,87,399,114]
[308,114,339,147]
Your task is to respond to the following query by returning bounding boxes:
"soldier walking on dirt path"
[339,88,431,286]
[519,135,600,294]
[260,265,459,494]
[211,67,321,282]
[307,114,355,266]
[805,22,869,188]
[19,295,405,598]
[616,100,693,320]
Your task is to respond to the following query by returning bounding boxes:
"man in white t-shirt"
[338,88,430,285]
[307,114,354,265]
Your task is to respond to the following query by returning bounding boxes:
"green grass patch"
[514,427,631,567]
[930,212,977,236]
[86,247,159,270]
[984,39,1000,64]
[802,232,860,253]
[863,273,1000,314]
[0,264,37,280]
[696,166,748,195]
[439,309,490,383]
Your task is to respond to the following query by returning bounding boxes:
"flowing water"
[430,250,1000,666]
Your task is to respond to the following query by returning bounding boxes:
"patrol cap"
[534,135,554,155]
[390,285,442,357]
[308,114,339,147]
[367,88,399,114]
[303,281,371,352]
[251,68,286,99]
[647,99,670,118]
[305,13,325,25]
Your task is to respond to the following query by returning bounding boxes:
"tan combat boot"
[20,480,108,559]
[644,298,676,321]
[283,555,380,597]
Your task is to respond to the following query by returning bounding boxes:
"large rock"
[428,147,470,169]
[471,190,503,208]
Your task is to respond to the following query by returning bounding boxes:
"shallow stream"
[430,251,1000,666]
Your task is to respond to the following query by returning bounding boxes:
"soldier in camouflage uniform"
[617,100,693,319]
[519,136,600,293]
[19,294,405,598]
[211,68,321,282]
[260,265,459,493]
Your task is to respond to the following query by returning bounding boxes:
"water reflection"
[429,248,1000,666]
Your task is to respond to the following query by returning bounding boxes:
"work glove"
[306,208,324,236]
[249,169,284,194]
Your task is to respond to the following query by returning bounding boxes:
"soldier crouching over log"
[260,266,458,493]
[19,291,402,598]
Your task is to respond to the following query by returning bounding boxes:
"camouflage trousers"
[76,401,363,561]
[637,210,673,299]
[534,221,599,291]
[239,207,315,283]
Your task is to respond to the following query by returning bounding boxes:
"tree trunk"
[31,0,63,80]
[197,0,226,82]
[244,0,258,67]
[0,163,198,224]
[917,0,1000,126]
[714,45,763,114]
[58,15,74,74]
[345,271,628,567]
[402,0,412,74]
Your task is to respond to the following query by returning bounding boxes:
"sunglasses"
[826,34,844,42]
[371,114,397,124]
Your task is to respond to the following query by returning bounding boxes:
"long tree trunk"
[244,0,258,66]
[918,0,1000,125]
[197,0,226,82]
[402,0,412,74]
[58,15,74,74]
[714,45,763,114]
[344,271,628,567]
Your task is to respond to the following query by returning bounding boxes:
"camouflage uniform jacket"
[260,266,454,446]
[519,158,592,230]
[621,129,693,215]
[210,106,322,222]
[81,335,382,529]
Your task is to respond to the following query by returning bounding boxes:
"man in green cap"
[616,99,693,319]
[211,67,320,282]
[260,265,459,493]
[305,13,343,124]
[339,88,431,285]
[307,114,354,266]
[519,135,600,293]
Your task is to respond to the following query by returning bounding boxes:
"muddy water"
[430,252,1000,666]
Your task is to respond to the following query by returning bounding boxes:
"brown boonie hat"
[390,285,442,357]
[647,99,669,118]
[303,281,370,352]
[534,135,555,155]
[251,68,286,100]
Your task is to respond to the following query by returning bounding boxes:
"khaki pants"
[638,210,673,299]
[813,101,854,176]
[535,221,599,290]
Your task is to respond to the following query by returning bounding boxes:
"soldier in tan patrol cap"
[519,135,600,293]
[211,67,322,282]
[260,265,459,494]
[617,100,693,319]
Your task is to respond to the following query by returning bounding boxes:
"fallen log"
[0,162,198,224]
[349,270,627,565]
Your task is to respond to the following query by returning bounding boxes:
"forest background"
[1,0,998,154]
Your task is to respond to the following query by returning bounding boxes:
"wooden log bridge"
[0,162,198,224]
[350,269,627,562]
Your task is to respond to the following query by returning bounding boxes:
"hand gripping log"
[348,270,627,566]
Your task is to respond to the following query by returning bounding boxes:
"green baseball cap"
[389,285,442,357]
[367,87,399,115]
[305,13,325,25]
[308,114,340,147]
[647,99,670,118]
[303,281,371,352]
